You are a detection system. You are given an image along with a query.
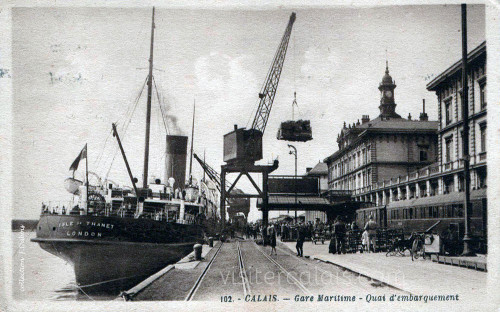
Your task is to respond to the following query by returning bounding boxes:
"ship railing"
[41,200,209,224]
[40,201,73,215]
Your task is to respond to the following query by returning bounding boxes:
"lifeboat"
[64,177,83,195]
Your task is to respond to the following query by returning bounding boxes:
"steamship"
[31,8,210,291]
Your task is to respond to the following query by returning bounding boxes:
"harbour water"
[11,230,116,301]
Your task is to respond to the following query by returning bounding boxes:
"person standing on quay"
[296,222,305,257]
[268,224,277,256]
[364,216,378,253]
[333,216,346,254]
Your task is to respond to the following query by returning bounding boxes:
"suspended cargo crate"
[277,119,313,142]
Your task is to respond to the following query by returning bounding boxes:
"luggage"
[277,120,313,142]
[329,239,337,254]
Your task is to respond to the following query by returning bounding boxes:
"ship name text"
[66,231,103,237]
[58,221,115,229]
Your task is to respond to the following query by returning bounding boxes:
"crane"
[194,153,250,219]
[194,153,224,195]
[223,12,296,165]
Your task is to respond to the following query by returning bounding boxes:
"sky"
[11,5,485,220]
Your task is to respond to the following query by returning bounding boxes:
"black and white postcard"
[1,1,499,311]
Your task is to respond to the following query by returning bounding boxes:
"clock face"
[384,90,393,97]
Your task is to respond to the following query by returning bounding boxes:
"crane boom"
[251,12,296,133]
[223,13,296,165]
[194,154,250,219]
[193,153,223,194]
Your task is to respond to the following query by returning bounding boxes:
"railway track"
[254,243,313,296]
[132,239,410,301]
[185,239,318,301]
[184,241,224,301]
[237,240,251,297]
[185,240,251,301]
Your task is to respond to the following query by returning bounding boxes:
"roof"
[307,162,328,176]
[355,116,438,131]
[426,41,486,91]
[324,117,438,163]
[387,189,486,209]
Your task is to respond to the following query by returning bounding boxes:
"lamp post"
[288,144,298,224]
[460,4,475,256]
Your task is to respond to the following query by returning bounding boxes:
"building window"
[480,82,486,110]
[419,150,428,162]
[445,137,453,163]
[458,175,464,192]
[477,168,487,188]
[480,123,486,153]
[445,99,452,125]
[459,130,464,158]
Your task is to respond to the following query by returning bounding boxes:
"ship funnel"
[164,135,188,190]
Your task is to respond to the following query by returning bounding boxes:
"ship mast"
[143,7,155,189]
[188,99,196,185]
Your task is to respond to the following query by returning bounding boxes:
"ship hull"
[32,215,204,291]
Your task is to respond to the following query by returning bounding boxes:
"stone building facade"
[305,162,328,223]
[350,41,486,208]
[324,63,438,196]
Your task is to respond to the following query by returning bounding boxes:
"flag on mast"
[69,144,87,171]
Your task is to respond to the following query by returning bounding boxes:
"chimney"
[164,135,188,190]
[408,113,412,120]
[361,115,370,124]
[419,99,429,121]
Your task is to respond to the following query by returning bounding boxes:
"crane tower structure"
[194,153,250,220]
[223,12,296,165]
[221,13,296,231]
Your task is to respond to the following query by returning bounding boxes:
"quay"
[117,236,485,302]
[119,237,404,301]
[282,242,487,303]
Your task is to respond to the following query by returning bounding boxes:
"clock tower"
[378,61,401,118]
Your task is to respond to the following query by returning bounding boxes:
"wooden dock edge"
[115,264,175,301]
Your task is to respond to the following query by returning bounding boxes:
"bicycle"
[411,232,428,261]
[386,235,413,257]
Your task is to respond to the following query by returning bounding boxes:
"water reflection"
[12,231,119,301]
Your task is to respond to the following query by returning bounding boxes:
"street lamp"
[288,144,298,224]
[460,4,475,256]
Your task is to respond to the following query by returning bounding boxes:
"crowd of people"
[243,215,380,257]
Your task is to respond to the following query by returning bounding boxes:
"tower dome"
[381,62,394,85]
[378,60,401,119]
